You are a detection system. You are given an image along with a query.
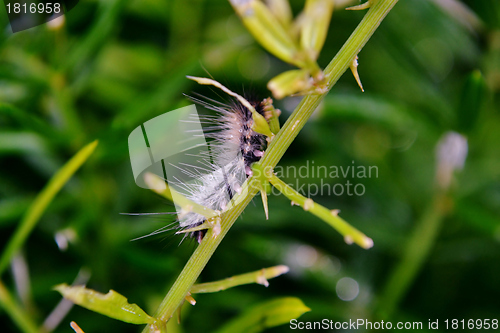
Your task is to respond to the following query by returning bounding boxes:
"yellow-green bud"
[230,0,306,67]
[267,69,312,99]
[300,0,334,61]
[265,0,293,29]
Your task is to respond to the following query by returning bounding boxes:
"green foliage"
[0,0,499,332]
[54,284,155,325]
[214,297,310,333]
[0,140,98,275]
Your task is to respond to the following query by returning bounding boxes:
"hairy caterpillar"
[127,77,277,244]
[177,94,269,243]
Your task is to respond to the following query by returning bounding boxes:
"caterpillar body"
[174,95,268,243]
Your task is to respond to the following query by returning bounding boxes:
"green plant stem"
[266,173,373,249]
[147,185,259,326]
[144,1,397,329]
[377,192,449,318]
[0,140,99,276]
[0,280,39,333]
[191,265,289,294]
[261,0,398,168]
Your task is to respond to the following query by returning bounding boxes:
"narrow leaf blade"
[55,284,155,325]
[0,140,98,275]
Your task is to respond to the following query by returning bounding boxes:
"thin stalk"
[191,265,289,294]
[261,0,399,168]
[377,192,449,318]
[267,173,373,249]
[0,280,39,333]
[148,181,261,325]
[144,0,398,329]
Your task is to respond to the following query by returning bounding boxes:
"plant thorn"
[303,198,314,211]
[185,293,196,305]
[362,237,374,249]
[330,209,340,216]
[70,322,85,333]
[350,55,364,92]
[261,190,269,220]
[344,235,354,245]
[256,269,270,287]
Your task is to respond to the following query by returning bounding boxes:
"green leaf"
[300,0,334,60]
[0,281,39,333]
[0,140,98,275]
[215,297,310,333]
[267,69,312,99]
[54,284,155,325]
[265,0,293,29]
[230,0,304,67]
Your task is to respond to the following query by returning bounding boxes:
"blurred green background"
[1,0,499,332]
